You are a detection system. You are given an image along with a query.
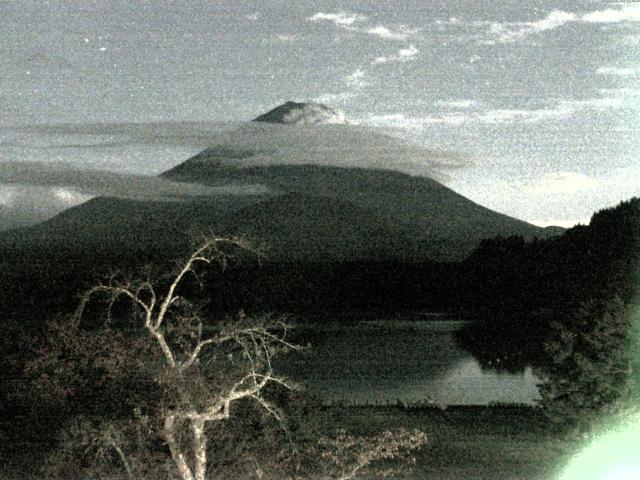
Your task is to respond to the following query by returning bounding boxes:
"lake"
[277,320,541,406]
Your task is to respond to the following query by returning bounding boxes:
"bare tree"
[316,429,427,480]
[73,237,297,480]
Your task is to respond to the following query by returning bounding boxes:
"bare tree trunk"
[164,415,195,480]
[192,418,208,480]
[109,440,135,480]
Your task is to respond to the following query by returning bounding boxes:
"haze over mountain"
[2,102,558,262]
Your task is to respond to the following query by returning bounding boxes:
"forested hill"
[455,197,640,373]
[459,197,640,318]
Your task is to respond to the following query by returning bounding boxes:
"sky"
[1,0,639,228]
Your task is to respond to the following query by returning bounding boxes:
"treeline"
[454,198,640,430]
[2,198,638,329]
[460,197,639,318]
[455,197,640,370]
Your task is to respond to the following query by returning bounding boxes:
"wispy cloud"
[487,10,577,43]
[314,91,357,104]
[582,5,640,23]
[345,68,368,88]
[276,34,297,42]
[373,45,419,64]
[479,5,640,44]
[366,25,418,41]
[0,161,269,230]
[315,68,369,105]
[308,12,418,42]
[308,12,367,28]
[523,171,596,195]
[597,66,639,76]
[436,99,482,109]
[0,161,267,199]
[360,94,626,130]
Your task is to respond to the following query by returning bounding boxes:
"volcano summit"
[3,102,557,262]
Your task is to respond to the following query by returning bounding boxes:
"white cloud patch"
[345,68,368,88]
[52,187,90,205]
[309,12,367,27]
[360,94,626,130]
[366,25,418,41]
[480,106,574,123]
[523,171,596,195]
[597,66,639,76]
[487,10,577,43]
[0,184,95,230]
[313,91,357,104]
[373,44,419,64]
[560,96,625,110]
[276,34,297,42]
[582,5,640,23]
[479,5,640,44]
[315,68,370,105]
[308,12,418,42]
[0,161,267,199]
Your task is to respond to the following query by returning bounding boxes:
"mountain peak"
[253,101,347,125]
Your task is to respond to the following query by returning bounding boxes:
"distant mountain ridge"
[1,102,563,262]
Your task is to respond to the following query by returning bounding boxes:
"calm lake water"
[277,320,541,406]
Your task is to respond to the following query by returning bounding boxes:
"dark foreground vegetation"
[1,402,578,480]
[1,198,639,478]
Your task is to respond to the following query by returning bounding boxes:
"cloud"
[0,184,94,230]
[436,99,482,109]
[0,161,270,230]
[582,5,640,23]
[373,44,419,64]
[523,171,596,195]
[480,5,640,44]
[313,91,357,104]
[597,66,639,76]
[0,161,268,199]
[366,25,418,41]
[488,10,577,43]
[360,94,626,129]
[308,12,366,27]
[345,68,368,88]
[308,12,418,42]
[314,69,370,105]
[276,34,297,42]
[479,106,573,123]
[174,122,470,178]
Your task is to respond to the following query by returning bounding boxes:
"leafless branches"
[72,236,296,480]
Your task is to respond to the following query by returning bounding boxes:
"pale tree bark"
[75,237,296,480]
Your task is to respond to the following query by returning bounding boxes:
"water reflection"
[278,320,542,405]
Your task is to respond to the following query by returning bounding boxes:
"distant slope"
[165,163,551,260]
[1,109,561,263]
[0,194,265,257]
[220,192,418,261]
